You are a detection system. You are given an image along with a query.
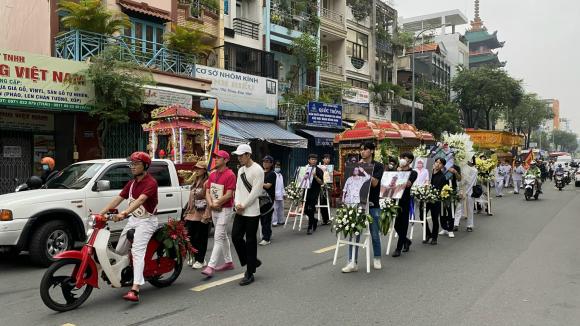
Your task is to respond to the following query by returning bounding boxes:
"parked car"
[0,159,190,266]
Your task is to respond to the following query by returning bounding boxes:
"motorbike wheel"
[534,193,539,200]
[148,254,183,288]
[40,258,94,312]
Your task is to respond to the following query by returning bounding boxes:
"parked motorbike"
[14,176,43,192]
[524,175,540,201]
[39,211,183,312]
[554,171,565,191]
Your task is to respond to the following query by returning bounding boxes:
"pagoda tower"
[464,0,506,68]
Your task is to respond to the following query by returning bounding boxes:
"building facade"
[464,0,505,69]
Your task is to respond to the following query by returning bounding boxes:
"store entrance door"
[0,131,32,194]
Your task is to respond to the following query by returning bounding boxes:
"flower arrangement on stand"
[285,181,304,206]
[439,184,458,206]
[475,156,497,182]
[411,185,440,203]
[412,145,431,159]
[155,218,197,261]
[442,133,474,166]
[332,205,373,239]
[378,198,400,235]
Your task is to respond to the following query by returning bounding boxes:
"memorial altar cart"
[142,104,210,183]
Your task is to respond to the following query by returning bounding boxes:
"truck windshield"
[46,163,104,190]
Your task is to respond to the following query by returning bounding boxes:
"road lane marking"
[313,243,345,254]
[191,273,245,292]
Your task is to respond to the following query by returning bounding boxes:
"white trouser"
[116,216,159,286]
[495,180,504,196]
[208,207,233,268]
[513,179,522,193]
[454,196,474,228]
[504,175,510,187]
[272,200,285,224]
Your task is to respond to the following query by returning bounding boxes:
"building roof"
[465,29,504,49]
[407,43,440,54]
[400,9,469,32]
[117,0,171,21]
[469,53,506,67]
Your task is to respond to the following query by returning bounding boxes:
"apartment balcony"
[321,8,346,37]
[54,30,197,78]
[343,102,369,121]
[233,18,260,40]
[177,0,220,39]
[270,7,314,45]
[320,62,344,82]
[278,102,307,123]
[376,40,394,56]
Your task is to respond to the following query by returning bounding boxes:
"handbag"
[471,185,483,198]
[240,172,274,215]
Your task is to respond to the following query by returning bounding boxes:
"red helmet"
[40,157,55,170]
[129,152,151,168]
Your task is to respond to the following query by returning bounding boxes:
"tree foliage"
[414,86,462,138]
[58,0,130,35]
[347,0,372,21]
[505,93,552,148]
[553,130,578,153]
[164,24,213,58]
[82,46,153,156]
[451,67,523,129]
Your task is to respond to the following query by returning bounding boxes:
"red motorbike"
[40,211,183,312]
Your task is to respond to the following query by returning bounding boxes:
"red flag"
[523,150,534,169]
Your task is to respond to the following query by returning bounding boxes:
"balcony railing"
[278,82,317,95]
[178,0,218,19]
[343,103,369,116]
[321,8,344,25]
[376,40,393,55]
[54,30,197,78]
[233,18,260,40]
[270,8,314,33]
[321,62,343,75]
[278,102,307,123]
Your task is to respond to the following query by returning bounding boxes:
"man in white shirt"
[503,160,512,188]
[232,144,264,286]
[272,161,285,227]
[494,162,506,197]
[512,160,525,194]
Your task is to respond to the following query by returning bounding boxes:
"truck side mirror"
[96,180,111,192]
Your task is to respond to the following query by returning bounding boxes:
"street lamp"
[411,25,446,125]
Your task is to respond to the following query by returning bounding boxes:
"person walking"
[201,150,236,277]
[494,162,506,197]
[440,162,461,238]
[232,144,264,286]
[503,160,512,188]
[423,158,447,245]
[259,155,276,246]
[512,160,525,194]
[392,152,417,257]
[454,157,478,232]
[319,154,332,225]
[184,161,211,269]
[341,142,384,273]
[304,154,324,235]
[272,161,285,227]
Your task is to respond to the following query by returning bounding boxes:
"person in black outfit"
[392,152,418,257]
[424,157,448,245]
[304,154,324,235]
[320,154,332,225]
[441,163,461,234]
[259,155,276,245]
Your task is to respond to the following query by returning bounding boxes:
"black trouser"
[426,202,442,239]
[305,199,318,231]
[260,210,273,241]
[185,220,210,263]
[232,214,260,274]
[395,200,411,250]
[442,203,455,231]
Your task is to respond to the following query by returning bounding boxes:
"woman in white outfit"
[512,161,525,194]
[454,158,478,232]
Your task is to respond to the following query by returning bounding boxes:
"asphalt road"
[1,182,579,326]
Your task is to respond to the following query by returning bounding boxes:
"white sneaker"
[187,256,194,266]
[439,230,448,236]
[448,232,455,238]
[192,260,206,269]
[259,240,271,246]
[341,262,358,273]
[373,258,382,270]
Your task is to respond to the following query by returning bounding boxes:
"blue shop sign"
[307,102,342,127]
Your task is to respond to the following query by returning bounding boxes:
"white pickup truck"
[0,159,190,266]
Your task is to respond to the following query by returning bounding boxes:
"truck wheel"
[29,221,73,267]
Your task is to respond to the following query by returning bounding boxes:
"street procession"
[1,0,579,325]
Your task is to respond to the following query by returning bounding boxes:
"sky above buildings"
[395,0,580,134]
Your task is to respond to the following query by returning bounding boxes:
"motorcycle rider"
[100,152,159,302]
[526,161,542,194]
[40,157,59,183]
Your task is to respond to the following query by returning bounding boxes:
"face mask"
[42,165,50,171]
[274,168,281,173]
[399,159,408,167]
[388,164,394,170]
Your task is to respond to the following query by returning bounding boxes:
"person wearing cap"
[272,161,286,227]
[512,160,525,194]
[232,144,264,286]
[202,150,237,278]
[184,161,211,269]
[259,155,276,246]
[304,154,324,235]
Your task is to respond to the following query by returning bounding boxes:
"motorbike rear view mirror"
[95,180,111,192]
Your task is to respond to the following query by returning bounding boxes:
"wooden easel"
[316,187,332,222]
[284,188,309,231]
[333,229,372,273]
[409,200,431,241]
[384,199,399,256]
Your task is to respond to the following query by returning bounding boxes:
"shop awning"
[219,122,249,147]
[221,119,308,148]
[298,129,338,147]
